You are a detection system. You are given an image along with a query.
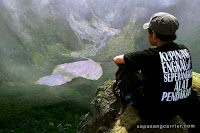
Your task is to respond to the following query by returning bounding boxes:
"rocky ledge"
[79,72,200,133]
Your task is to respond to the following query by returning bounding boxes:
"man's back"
[123,42,193,121]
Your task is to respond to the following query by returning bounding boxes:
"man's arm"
[113,54,125,66]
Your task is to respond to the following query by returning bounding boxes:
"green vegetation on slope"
[32,43,72,71]
[0,101,88,133]
[0,7,82,83]
[0,77,101,132]
[177,22,200,73]
[0,6,115,133]
[95,18,149,62]
[96,21,135,60]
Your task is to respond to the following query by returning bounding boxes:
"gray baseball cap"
[143,12,179,35]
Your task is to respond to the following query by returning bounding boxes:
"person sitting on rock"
[113,12,199,129]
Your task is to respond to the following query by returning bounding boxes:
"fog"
[0,0,200,125]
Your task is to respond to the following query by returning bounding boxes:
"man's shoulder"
[125,49,156,59]
[178,44,189,50]
[143,47,159,56]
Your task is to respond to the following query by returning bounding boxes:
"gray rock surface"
[79,80,123,133]
[79,80,189,133]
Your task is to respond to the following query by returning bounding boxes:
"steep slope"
[177,24,200,73]
[1,0,200,83]
[95,9,148,60]
[0,1,81,83]
[50,0,146,56]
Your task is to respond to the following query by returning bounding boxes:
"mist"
[0,0,200,132]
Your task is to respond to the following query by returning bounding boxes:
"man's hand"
[113,55,125,66]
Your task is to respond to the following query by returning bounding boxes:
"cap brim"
[143,22,150,29]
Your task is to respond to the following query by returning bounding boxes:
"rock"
[78,80,123,133]
[110,105,187,133]
[96,126,108,133]
[79,73,200,133]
